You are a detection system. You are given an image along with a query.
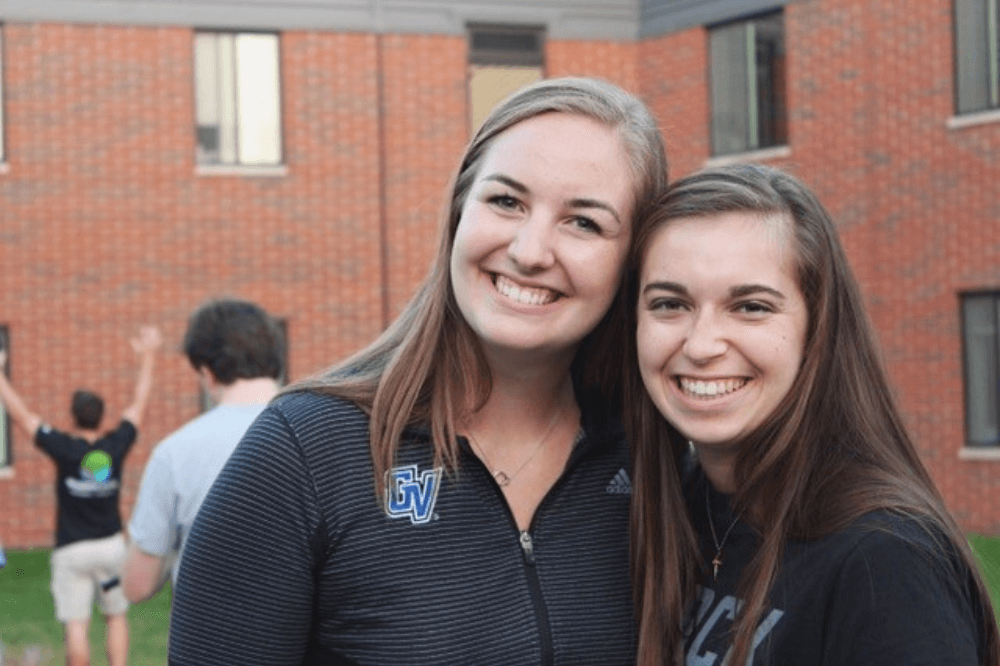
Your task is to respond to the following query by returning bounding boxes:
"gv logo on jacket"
[385,465,442,525]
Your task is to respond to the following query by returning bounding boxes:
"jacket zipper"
[462,431,607,666]
[518,529,554,666]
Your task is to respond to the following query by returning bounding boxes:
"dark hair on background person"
[71,390,105,430]
[183,299,285,385]
[625,163,1000,666]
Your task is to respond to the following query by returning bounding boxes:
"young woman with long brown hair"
[167,77,668,665]
[628,164,999,665]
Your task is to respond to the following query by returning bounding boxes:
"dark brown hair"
[291,77,668,498]
[626,164,1000,666]
[183,298,285,386]
[71,390,104,430]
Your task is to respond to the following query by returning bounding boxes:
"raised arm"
[121,326,163,429]
[0,349,43,437]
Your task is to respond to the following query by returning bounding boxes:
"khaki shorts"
[50,532,129,622]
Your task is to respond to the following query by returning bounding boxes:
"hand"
[131,326,163,355]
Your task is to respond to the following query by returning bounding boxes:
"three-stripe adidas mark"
[606,468,632,495]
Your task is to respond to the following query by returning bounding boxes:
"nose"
[682,309,728,363]
[507,212,555,271]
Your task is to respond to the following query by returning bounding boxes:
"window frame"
[466,23,545,132]
[1,24,6,164]
[0,326,11,468]
[193,29,284,168]
[955,0,1000,115]
[707,10,788,157]
[960,291,1000,450]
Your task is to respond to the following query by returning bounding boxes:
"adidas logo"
[606,468,632,495]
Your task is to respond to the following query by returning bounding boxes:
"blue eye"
[572,216,601,233]
[488,194,520,210]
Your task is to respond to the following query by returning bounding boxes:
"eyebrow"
[642,281,786,300]
[481,173,624,227]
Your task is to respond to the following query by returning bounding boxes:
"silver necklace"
[705,489,741,581]
[467,404,564,488]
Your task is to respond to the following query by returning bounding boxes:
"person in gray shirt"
[123,298,284,601]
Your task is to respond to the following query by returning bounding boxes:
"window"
[468,24,544,131]
[1,25,6,162]
[194,31,282,166]
[955,0,1000,114]
[709,11,787,156]
[962,293,999,447]
[1,326,10,467]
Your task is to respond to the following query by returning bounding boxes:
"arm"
[123,542,173,603]
[0,349,43,437]
[125,446,178,603]
[121,326,163,428]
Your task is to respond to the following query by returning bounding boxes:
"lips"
[492,273,561,306]
[677,376,750,399]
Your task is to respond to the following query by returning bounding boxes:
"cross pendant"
[712,554,722,581]
[493,470,512,487]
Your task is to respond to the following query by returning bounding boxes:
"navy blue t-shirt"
[35,420,137,547]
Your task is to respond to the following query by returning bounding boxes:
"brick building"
[0,0,997,548]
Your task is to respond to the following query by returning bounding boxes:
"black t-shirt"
[683,466,991,665]
[35,420,138,547]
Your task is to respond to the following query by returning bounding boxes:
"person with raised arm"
[0,325,162,666]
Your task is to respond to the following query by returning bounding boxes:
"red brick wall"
[640,0,1000,532]
[2,1,998,548]
[0,24,466,547]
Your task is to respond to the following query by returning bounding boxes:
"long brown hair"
[627,164,1000,666]
[291,77,668,500]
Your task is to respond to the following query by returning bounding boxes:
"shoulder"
[815,512,988,663]
[153,403,268,456]
[227,392,373,473]
[34,424,76,451]
[822,511,977,614]
[112,419,138,439]
[266,391,371,441]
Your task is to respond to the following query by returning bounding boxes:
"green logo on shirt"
[81,450,112,483]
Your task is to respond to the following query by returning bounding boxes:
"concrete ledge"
[704,144,792,168]
[958,447,1000,462]
[946,109,1000,130]
[195,164,289,178]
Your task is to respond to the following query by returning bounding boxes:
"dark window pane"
[963,295,999,447]
[710,22,751,155]
[755,14,787,148]
[956,0,991,112]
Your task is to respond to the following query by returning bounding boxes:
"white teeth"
[678,377,748,398]
[494,274,559,306]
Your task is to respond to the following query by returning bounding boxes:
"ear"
[198,367,218,392]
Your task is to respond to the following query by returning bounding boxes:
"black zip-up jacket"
[169,391,636,665]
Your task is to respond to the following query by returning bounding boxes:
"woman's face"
[450,112,634,364]
[636,212,808,476]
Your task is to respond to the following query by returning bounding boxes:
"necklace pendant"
[712,553,722,581]
[493,470,512,487]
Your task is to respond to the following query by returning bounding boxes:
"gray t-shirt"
[129,403,268,584]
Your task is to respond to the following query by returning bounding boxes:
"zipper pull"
[519,531,535,564]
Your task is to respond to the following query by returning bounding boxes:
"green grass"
[1,548,172,666]
[970,533,1000,624]
[2,537,999,664]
